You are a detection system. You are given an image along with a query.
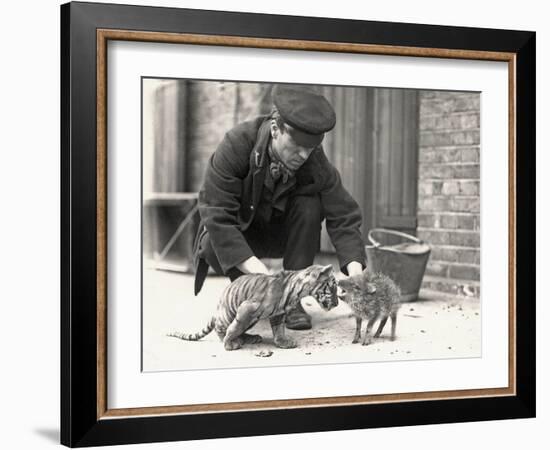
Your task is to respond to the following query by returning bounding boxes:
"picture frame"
[60,1,535,447]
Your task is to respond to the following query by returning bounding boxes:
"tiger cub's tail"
[167,317,216,341]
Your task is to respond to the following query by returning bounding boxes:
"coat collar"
[250,118,271,170]
[250,119,271,210]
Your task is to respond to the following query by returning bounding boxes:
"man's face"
[271,122,316,171]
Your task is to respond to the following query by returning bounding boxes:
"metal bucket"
[365,228,431,302]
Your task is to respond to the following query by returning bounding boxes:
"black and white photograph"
[0,0,544,446]
[142,79,482,372]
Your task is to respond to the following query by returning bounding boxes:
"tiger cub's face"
[305,265,339,311]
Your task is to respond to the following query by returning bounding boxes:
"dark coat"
[194,115,366,275]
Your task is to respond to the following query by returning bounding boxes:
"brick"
[417,213,439,228]
[418,196,452,212]
[441,181,460,196]
[451,197,480,213]
[456,215,478,230]
[434,181,479,196]
[460,147,480,163]
[419,147,461,164]
[449,231,480,247]
[456,248,480,264]
[419,146,481,165]
[418,181,435,196]
[431,247,460,262]
[418,180,443,195]
[440,214,458,228]
[417,229,451,245]
[420,95,480,116]
[432,181,444,195]
[449,264,480,281]
[418,196,480,214]
[418,164,454,179]
[420,130,480,147]
[453,164,480,179]
[425,261,450,277]
[424,214,478,230]
[457,180,479,196]
[420,112,480,131]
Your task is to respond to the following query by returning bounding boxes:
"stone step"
[421,275,480,299]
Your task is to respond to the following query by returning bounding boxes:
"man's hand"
[236,256,271,275]
[346,261,363,277]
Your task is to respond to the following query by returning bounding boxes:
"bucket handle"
[368,228,423,249]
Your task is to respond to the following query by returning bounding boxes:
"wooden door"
[372,88,419,238]
[319,86,419,253]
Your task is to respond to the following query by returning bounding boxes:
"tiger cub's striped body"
[168,265,338,351]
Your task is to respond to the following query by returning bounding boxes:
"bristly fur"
[168,264,338,351]
[337,269,401,345]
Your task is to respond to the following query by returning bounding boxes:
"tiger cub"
[168,264,338,351]
[337,269,401,345]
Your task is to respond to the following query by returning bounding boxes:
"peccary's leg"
[352,316,362,343]
[374,315,389,338]
[362,316,378,346]
[270,314,297,349]
[390,310,398,341]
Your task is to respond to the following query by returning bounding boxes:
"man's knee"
[288,195,322,227]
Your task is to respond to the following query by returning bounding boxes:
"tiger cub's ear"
[319,264,334,279]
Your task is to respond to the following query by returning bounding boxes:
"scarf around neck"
[268,143,295,183]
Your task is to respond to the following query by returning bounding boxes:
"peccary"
[337,269,401,345]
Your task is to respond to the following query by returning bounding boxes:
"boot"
[285,301,312,330]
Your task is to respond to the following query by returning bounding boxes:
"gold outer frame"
[96,29,517,420]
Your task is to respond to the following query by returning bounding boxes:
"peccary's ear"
[354,273,372,293]
[347,274,363,290]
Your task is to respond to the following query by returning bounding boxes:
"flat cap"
[272,84,336,147]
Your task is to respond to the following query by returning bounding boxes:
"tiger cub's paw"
[223,337,243,351]
[274,336,298,349]
[242,333,263,344]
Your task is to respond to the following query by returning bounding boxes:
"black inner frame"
[61,2,536,447]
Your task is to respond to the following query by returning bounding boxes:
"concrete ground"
[142,268,481,372]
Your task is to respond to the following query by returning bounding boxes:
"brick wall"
[417,91,480,299]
